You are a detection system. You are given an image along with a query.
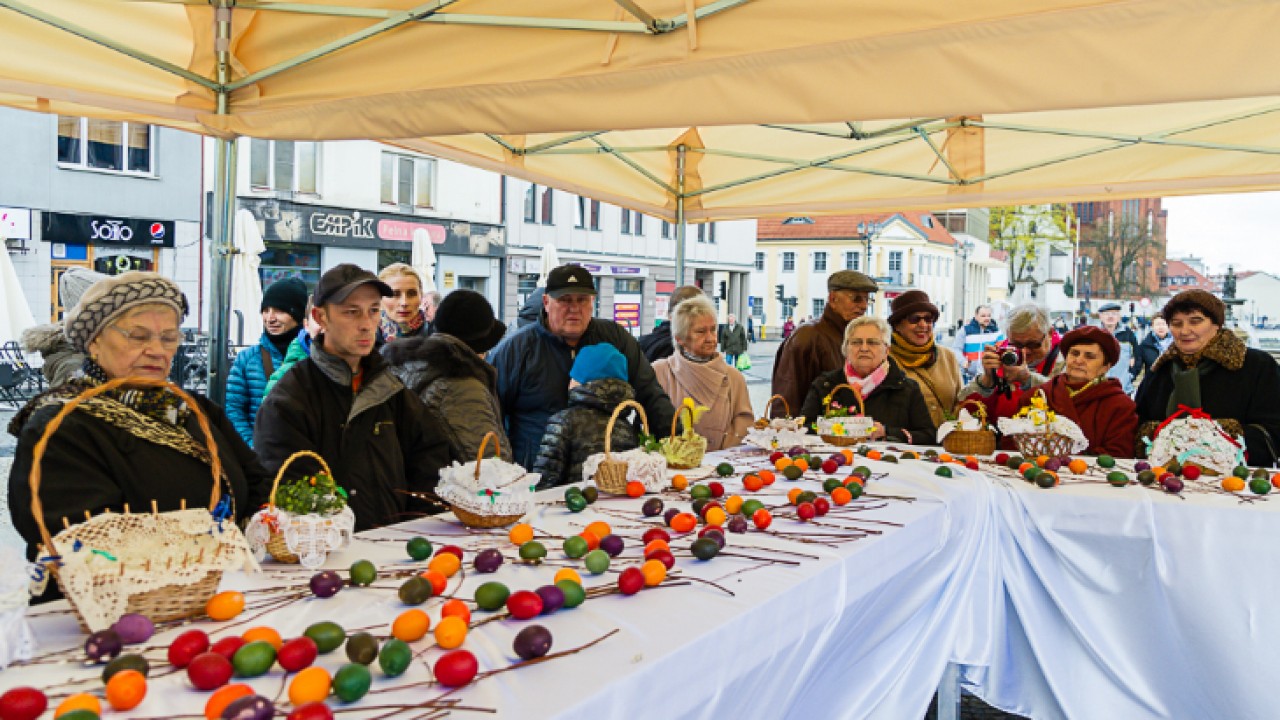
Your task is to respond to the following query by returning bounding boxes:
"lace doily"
[814,416,875,438]
[583,448,669,492]
[1147,417,1246,478]
[437,459,537,518]
[0,544,36,668]
[244,507,355,569]
[744,425,811,451]
[48,508,257,632]
[936,409,985,442]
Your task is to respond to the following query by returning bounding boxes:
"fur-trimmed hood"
[381,333,497,394]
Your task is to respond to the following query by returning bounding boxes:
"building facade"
[223,139,506,326]
[753,213,963,334]
[1,108,203,325]
[1071,198,1168,300]
[501,179,755,333]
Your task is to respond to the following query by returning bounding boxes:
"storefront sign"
[613,302,641,328]
[443,271,456,289]
[309,211,375,240]
[376,219,447,244]
[577,264,648,277]
[0,207,31,240]
[42,212,175,248]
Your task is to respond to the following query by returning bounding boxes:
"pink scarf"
[844,360,889,404]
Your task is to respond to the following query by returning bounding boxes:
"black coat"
[490,316,675,469]
[8,393,270,562]
[800,362,939,445]
[638,321,675,363]
[1134,345,1280,466]
[1133,331,1170,381]
[532,378,637,489]
[254,339,455,530]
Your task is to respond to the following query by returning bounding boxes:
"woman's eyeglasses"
[905,314,934,325]
[107,325,183,350]
[847,338,884,348]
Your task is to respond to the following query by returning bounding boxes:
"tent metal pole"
[207,3,236,405]
[675,144,687,285]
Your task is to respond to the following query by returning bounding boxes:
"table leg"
[937,662,960,720]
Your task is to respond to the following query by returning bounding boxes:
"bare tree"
[989,205,1074,295]
[1080,214,1162,297]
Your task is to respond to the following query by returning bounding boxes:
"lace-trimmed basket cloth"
[815,383,874,447]
[744,394,811,450]
[590,400,666,495]
[996,389,1089,458]
[28,377,257,633]
[244,450,355,569]
[1146,406,1246,478]
[437,432,537,528]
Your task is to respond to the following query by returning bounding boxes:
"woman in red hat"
[1016,325,1138,458]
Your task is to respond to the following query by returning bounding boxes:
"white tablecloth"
[962,472,1280,720]
[2,449,994,719]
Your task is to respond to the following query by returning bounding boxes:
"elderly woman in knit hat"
[1017,326,1138,458]
[887,290,961,426]
[651,295,754,450]
[226,276,309,446]
[7,272,270,570]
[382,289,512,462]
[1134,289,1280,464]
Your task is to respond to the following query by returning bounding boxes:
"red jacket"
[1027,375,1138,458]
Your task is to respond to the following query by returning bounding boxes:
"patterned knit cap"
[64,271,189,352]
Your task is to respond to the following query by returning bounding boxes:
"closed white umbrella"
[537,243,561,287]
[0,241,35,344]
[411,228,437,293]
[230,208,265,345]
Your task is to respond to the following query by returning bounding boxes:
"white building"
[1237,271,1280,328]
[502,179,755,333]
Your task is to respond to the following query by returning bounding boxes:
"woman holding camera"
[961,304,1065,421]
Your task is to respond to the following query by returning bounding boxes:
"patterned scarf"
[889,331,936,369]
[844,360,890,401]
[379,309,426,342]
[679,345,716,364]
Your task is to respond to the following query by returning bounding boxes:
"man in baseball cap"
[255,263,454,530]
[1096,301,1138,392]
[771,270,879,413]
[489,264,676,467]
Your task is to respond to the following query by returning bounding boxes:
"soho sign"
[90,219,134,243]
[309,210,375,239]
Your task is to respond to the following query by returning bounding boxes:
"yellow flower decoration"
[832,422,846,435]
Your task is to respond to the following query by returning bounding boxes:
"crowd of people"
[8,261,1280,591]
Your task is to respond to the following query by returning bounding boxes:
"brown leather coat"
[771,305,849,416]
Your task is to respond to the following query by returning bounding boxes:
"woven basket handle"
[28,377,223,562]
[955,399,989,428]
[267,450,335,512]
[604,399,649,461]
[825,383,866,416]
[669,402,695,442]
[764,394,790,420]
[473,431,501,481]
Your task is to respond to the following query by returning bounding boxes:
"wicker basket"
[450,432,527,528]
[595,400,650,495]
[942,400,997,456]
[264,451,344,564]
[663,403,706,470]
[761,394,791,423]
[1011,432,1077,460]
[28,377,233,632]
[819,383,870,447]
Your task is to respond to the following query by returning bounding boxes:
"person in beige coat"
[887,290,961,427]
[652,296,754,450]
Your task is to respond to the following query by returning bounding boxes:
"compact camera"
[999,345,1024,367]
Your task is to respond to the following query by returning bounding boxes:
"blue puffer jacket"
[226,333,287,446]
[490,314,676,469]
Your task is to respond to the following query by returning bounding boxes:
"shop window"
[57,116,154,174]
[812,251,827,272]
[250,139,319,194]
[616,278,643,294]
[381,152,435,208]
[377,248,411,271]
[516,273,538,307]
[259,242,322,292]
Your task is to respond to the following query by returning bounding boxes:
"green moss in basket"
[637,431,662,454]
[276,474,348,516]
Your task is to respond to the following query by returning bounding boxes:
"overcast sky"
[1163,192,1280,275]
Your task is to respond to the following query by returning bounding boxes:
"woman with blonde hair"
[652,296,754,450]
[378,263,428,342]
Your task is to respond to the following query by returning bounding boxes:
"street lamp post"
[957,239,973,324]
[857,220,883,276]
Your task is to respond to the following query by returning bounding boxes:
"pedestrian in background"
[719,313,748,368]
[226,277,307,446]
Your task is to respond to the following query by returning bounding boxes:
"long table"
[2,448,992,719]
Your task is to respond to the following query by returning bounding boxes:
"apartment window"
[696,222,717,244]
[888,251,903,272]
[661,221,671,239]
[844,251,860,271]
[754,252,765,271]
[812,299,826,317]
[813,251,827,272]
[621,208,633,235]
[633,213,644,236]
[57,116,154,174]
[750,297,763,318]
[523,185,537,223]
[540,186,554,225]
[782,252,796,272]
[250,139,318,193]
[575,197,588,229]
[380,152,434,208]
[589,200,601,231]
[524,184,555,224]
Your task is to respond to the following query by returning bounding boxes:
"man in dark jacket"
[719,314,749,368]
[1098,302,1139,393]
[491,264,677,468]
[638,285,705,362]
[771,270,878,414]
[255,264,454,531]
